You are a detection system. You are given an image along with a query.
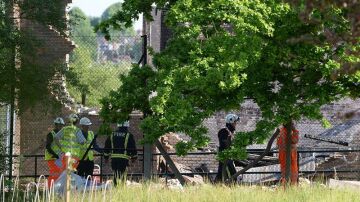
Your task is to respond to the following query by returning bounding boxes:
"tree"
[101,2,136,37]
[0,0,70,181]
[67,7,134,107]
[98,0,359,183]
[96,0,360,75]
[0,0,69,112]
[69,7,97,47]
[285,0,360,120]
[286,0,360,78]
[90,16,101,28]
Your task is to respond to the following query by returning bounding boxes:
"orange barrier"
[47,155,80,188]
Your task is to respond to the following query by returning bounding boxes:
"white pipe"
[25,182,38,202]
[81,175,92,202]
[11,176,19,202]
[0,174,4,202]
[102,180,113,202]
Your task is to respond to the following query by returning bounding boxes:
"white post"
[65,152,72,202]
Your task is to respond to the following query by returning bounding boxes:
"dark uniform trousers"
[77,160,94,178]
[215,160,236,182]
[112,159,129,186]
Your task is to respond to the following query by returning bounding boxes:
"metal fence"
[1,148,360,184]
[0,104,10,175]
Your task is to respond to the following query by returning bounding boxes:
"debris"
[167,179,183,190]
[126,180,142,187]
[171,162,193,173]
[328,179,360,189]
[298,177,311,187]
[182,175,204,185]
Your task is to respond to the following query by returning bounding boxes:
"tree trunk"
[81,93,86,105]
[284,120,292,185]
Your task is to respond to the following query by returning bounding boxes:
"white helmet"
[68,113,79,122]
[79,117,92,126]
[225,114,239,124]
[117,121,129,127]
[54,117,65,125]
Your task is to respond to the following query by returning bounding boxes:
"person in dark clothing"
[76,117,102,178]
[104,121,137,186]
[215,114,239,182]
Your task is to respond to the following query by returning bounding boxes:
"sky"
[68,0,142,31]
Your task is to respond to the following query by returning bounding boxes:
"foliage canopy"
[99,0,359,158]
[67,6,137,107]
[0,0,70,112]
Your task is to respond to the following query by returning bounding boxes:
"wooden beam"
[155,140,185,186]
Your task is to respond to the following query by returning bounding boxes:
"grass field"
[69,183,360,202]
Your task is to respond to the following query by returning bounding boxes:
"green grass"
[66,183,360,202]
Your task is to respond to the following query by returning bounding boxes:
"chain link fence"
[0,104,9,174]
[66,35,143,108]
[1,31,360,184]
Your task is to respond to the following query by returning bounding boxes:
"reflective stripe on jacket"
[59,125,82,158]
[45,131,61,160]
[110,133,130,159]
[80,131,95,161]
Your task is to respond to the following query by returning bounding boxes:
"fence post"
[165,161,168,186]
[140,34,152,181]
[141,35,147,66]
[34,156,38,182]
[65,153,71,202]
[143,144,152,180]
[8,98,15,183]
[100,154,103,182]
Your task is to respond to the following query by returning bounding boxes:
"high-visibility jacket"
[79,131,95,161]
[59,125,82,158]
[104,129,138,160]
[45,130,61,161]
[110,132,130,159]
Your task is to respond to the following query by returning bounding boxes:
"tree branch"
[229,128,280,182]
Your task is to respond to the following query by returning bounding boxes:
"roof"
[299,118,360,149]
[246,118,360,150]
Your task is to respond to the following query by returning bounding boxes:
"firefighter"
[276,121,299,185]
[215,114,239,182]
[104,121,137,186]
[45,117,65,187]
[54,113,86,170]
[77,117,102,178]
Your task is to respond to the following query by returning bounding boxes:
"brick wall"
[17,0,75,176]
[19,105,73,175]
